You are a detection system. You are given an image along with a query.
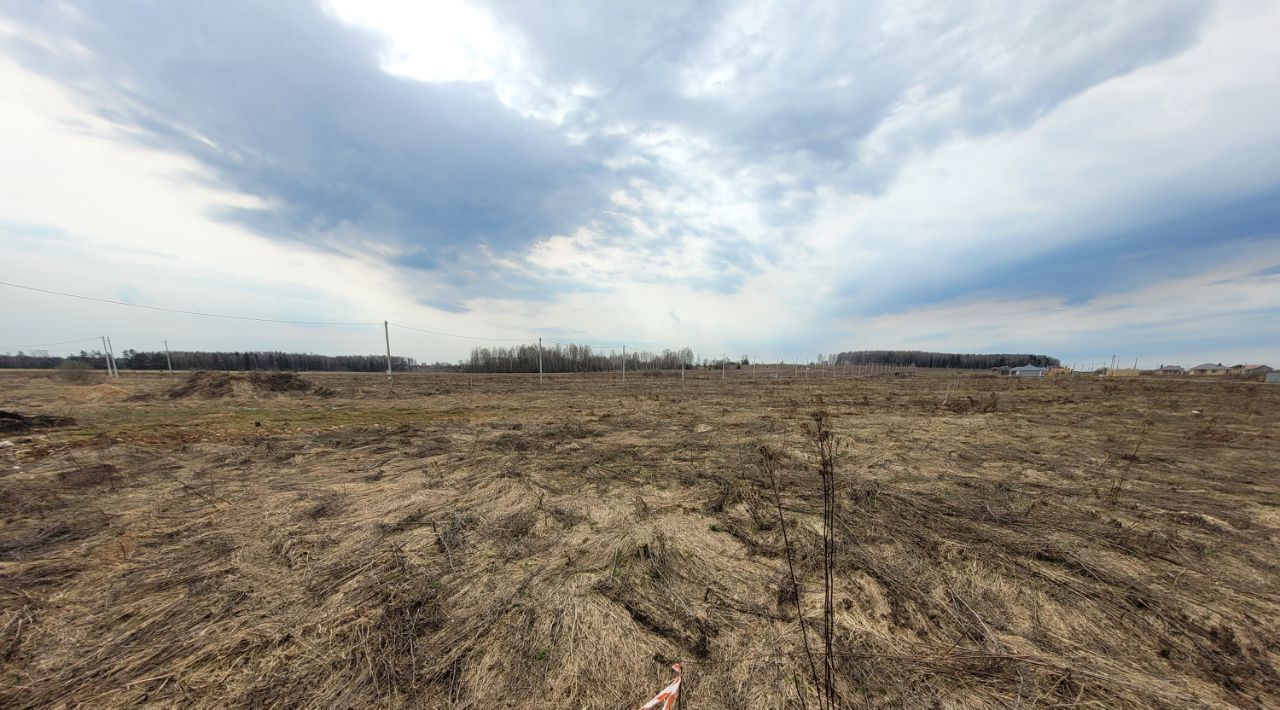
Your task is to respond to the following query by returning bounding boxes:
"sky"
[1,0,1279,368]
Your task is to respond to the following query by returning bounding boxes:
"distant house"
[1189,363,1229,376]
[1266,371,1280,384]
[992,366,1012,376]
[1235,364,1272,377]
[1157,364,1185,375]
[1011,364,1049,377]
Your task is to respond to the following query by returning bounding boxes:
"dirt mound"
[166,371,248,398]
[70,384,132,403]
[246,371,313,393]
[167,371,314,399]
[0,410,75,433]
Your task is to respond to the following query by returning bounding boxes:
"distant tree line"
[830,350,1060,369]
[0,353,66,370]
[1,346,1057,373]
[0,350,416,372]
[449,344,702,373]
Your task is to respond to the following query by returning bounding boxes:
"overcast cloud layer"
[2,0,1279,366]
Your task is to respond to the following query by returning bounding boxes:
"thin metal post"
[384,320,393,394]
[538,337,543,384]
[164,339,173,375]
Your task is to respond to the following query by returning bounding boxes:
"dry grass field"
[1,368,1278,708]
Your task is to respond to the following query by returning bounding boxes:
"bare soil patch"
[69,384,132,402]
[0,410,75,433]
[166,370,314,399]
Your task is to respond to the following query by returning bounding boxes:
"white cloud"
[2,1,1280,366]
[853,246,1280,367]
[0,55,499,359]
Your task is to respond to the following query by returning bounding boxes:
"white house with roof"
[1234,364,1272,377]
[1189,363,1229,375]
[1011,364,1049,377]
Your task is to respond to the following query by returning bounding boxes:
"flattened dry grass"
[0,369,1277,708]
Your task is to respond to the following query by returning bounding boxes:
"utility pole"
[100,336,112,376]
[384,320,393,394]
[105,336,118,377]
[163,339,173,375]
[538,337,543,384]
[721,353,726,380]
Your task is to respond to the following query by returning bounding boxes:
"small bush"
[56,359,101,384]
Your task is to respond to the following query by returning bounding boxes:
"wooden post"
[538,337,543,384]
[622,345,626,382]
[384,320,393,394]
[164,339,173,375]
[105,336,117,377]
[100,336,112,376]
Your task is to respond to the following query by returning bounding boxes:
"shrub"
[56,359,101,385]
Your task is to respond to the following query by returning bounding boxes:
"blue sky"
[1,0,1279,367]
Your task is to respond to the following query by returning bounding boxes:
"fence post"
[100,336,112,376]
[105,336,118,377]
[538,337,543,384]
[383,320,393,394]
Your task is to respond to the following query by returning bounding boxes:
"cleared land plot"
[1,369,1278,708]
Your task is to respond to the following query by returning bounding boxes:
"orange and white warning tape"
[640,663,681,709]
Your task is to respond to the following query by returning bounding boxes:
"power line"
[388,322,532,342]
[545,338,628,350]
[0,335,103,350]
[0,280,379,326]
[2,280,697,356]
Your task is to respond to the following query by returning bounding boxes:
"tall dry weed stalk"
[759,445,821,707]
[810,409,839,710]
[758,406,842,709]
[1108,421,1151,500]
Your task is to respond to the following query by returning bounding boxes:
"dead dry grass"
[0,368,1277,708]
